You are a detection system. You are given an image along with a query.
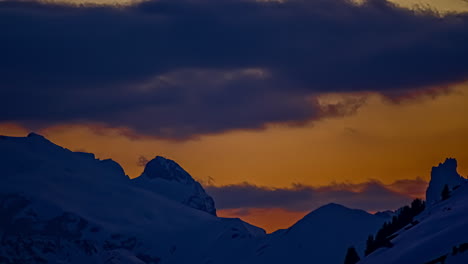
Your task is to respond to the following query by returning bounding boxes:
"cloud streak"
[206,179,428,212]
[1,0,467,138]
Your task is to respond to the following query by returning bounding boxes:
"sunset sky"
[1,0,467,232]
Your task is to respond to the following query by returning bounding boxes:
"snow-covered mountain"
[247,203,389,264]
[0,133,265,264]
[359,159,468,264]
[1,133,467,264]
[132,156,216,216]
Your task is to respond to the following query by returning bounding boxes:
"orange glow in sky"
[1,83,467,231]
[218,208,309,233]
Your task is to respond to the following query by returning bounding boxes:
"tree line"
[344,198,426,264]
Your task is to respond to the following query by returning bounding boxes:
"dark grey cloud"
[206,179,427,212]
[387,177,428,198]
[1,0,467,138]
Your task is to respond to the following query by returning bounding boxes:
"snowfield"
[0,133,466,264]
[359,182,468,264]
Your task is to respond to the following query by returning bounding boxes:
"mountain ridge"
[0,133,265,264]
[1,133,467,264]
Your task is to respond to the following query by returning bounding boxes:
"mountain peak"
[323,202,344,208]
[273,202,388,264]
[317,203,347,211]
[25,132,57,145]
[426,158,466,205]
[437,158,457,171]
[27,132,45,139]
[134,156,217,216]
[300,203,372,224]
[0,133,49,143]
[142,156,194,184]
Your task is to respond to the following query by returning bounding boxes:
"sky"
[1,0,468,232]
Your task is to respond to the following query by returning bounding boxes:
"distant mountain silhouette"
[247,203,389,264]
[1,133,467,264]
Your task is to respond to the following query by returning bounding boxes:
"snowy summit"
[133,156,217,216]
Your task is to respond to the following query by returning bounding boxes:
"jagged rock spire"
[425,158,466,205]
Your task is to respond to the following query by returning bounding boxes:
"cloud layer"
[206,179,428,212]
[1,0,468,138]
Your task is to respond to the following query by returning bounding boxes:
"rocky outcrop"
[425,158,466,205]
[133,156,216,216]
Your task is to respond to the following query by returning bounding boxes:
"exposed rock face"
[133,156,217,216]
[142,156,194,183]
[425,158,466,205]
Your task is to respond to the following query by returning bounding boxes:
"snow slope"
[0,133,265,264]
[360,161,468,264]
[132,156,217,216]
[0,133,392,264]
[4,133,465,264]
[247,203,389,264]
